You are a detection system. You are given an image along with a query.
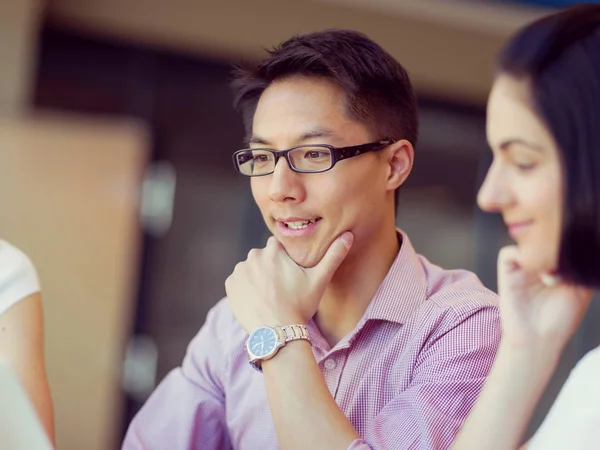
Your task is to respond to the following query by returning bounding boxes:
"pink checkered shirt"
[123,232,500,449]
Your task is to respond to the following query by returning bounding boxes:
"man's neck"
[315,225,401,347]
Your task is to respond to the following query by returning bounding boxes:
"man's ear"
[385,139,414,191]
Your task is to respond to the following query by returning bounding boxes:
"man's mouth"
[280,217,322,230]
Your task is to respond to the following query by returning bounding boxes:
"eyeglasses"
[232,139,395,177]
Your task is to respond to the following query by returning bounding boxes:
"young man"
[122,29,500,450]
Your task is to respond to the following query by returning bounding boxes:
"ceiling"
[44,0,552,105]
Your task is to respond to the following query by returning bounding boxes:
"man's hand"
[225,232,354,333]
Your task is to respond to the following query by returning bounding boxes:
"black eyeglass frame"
[232,139,396,177]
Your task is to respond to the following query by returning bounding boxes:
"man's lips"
[274,217,323,236]
[275,217,322,229]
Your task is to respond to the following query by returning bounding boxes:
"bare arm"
[451,343,557,450]
[0,293,54,444]
[262,340,361,450]
[452,246,591,450]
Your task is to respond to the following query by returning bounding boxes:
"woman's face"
[478,74,564,274]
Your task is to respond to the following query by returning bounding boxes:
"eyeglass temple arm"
[336,140,395,161]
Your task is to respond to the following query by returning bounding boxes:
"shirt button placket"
[322,354,344,400]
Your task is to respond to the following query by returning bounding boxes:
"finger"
[247,248,260,261]
[497,245,534,293]
[311,231,354,283]
[224,272,235,296]
[497,245,522,283]
[265,235,281,251]
[497,245,521,270]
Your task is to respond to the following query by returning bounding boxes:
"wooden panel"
[0,113,148,450]
[0,0,43,113]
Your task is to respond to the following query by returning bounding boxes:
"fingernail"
[341,232,353,247]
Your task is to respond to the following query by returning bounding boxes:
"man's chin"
[288,252,319,269]
[282,243,321,269]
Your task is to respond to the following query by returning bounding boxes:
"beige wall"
[46,0,549,106]
[0,114,148,450]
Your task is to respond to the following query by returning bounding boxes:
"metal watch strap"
[279,324,311,344]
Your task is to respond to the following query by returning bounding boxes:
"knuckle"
[232,261,244,274]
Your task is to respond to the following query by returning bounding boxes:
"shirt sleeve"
[122,301,233,450]
[0,241,41,316]
[347,305,501,450]
[526,348,600,450]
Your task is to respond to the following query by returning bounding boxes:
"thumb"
[311,231,354,283]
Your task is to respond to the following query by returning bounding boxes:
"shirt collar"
[308,229,428,353]
[358,229,428,325]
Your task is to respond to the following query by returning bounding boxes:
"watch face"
[248,326,278,358]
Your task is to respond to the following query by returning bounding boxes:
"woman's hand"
[497,245,592,357]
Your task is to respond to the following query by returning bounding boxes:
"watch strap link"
[278,324,310,344]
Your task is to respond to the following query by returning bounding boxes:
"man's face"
[249,76,399,268]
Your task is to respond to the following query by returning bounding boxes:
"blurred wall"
[0,114,148,450]
[0,0,42,114]
[45,0,550,105]
[0,1,149,449]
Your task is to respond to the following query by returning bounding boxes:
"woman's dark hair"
[498,4,600,288]
[230,29,419,212]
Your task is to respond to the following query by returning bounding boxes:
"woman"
[453,4,600,449]
[0,240,54,443]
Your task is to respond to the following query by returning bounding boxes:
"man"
[123,29,500,450]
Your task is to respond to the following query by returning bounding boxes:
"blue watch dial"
[248,327,278,357]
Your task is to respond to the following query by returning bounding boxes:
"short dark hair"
[498,4,600,288]
[230,29,419,212]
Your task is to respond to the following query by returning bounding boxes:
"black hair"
[499,4,600,288]
[230,29,419,211]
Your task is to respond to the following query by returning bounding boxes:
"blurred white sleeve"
[0,240,41,316]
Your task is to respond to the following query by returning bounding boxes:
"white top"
[0,240,40,316]
[528,346,600,450]
[0,361,53,450]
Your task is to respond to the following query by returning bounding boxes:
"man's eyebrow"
[248,135,271,146]
[248,127,337,147]
[297,128,336,142]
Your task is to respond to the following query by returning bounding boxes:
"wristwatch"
[245,324,311,372]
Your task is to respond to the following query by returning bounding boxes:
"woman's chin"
[517,245,558,276]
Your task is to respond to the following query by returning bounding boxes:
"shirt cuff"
[348,438,371,449]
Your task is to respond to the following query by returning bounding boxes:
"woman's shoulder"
[0,240,41,315]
